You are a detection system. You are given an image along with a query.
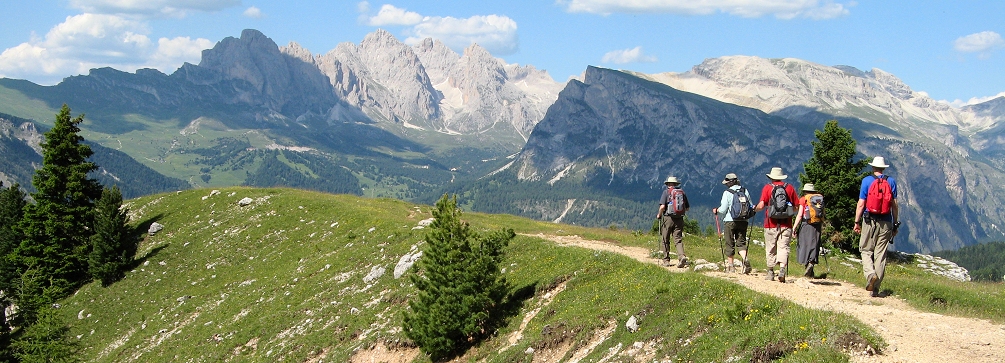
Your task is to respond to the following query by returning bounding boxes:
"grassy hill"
[53,187,1001,362]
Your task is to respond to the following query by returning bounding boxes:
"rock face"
[414,39,563,137]
[514,65,812,197]
[314,29,441,125]
[643,56,994,133]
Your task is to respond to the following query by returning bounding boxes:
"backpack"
[803,194,825,225]
[666,187,686,216]
[767,183,795,220]
[865,175,893,215]
[728,187,757,220]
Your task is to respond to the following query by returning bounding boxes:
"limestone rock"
[148,222,164,236]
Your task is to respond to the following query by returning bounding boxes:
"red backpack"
[667,188,686,216]
[865,175,892,215]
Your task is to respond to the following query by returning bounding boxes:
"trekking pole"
[714,211,726,270]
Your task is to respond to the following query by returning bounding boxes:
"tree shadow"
[809,279,841,286]
[128,244,170,272]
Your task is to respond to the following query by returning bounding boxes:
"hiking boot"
[742,259,752,274]
[726,264,735,274]
[866,274,878,291]
[778,267,786,283]
[765,269,775,281]
[804,263,815,277]
[677,257,688,268]
[870,290,880,298]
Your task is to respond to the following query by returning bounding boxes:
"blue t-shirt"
[859,174,897,220]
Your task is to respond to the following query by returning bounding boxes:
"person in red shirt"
[754,167,800,283]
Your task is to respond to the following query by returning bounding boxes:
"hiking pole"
[714,211,726,271]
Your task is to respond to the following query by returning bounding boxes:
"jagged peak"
[281,41,314,62]
[461,43,494,59]
[361,29,403,48]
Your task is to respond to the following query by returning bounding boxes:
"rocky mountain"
[413,38,563,138]
[0,112,189,198]
[640,56,997,134]
[0,29,563,201]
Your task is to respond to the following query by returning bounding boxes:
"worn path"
[527,233,1005,363]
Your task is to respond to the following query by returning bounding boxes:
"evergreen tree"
[10,306,80,363]
[0,182,27,362]
[88,186,135,286]
[403,195,514,361]
[799,120,867,253]
[12,104,103,321]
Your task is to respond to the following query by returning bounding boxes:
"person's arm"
[657,204,666,219]
[754,185,767,212]
[715,191,730,215]
[853,198,866,233]
[792,198,804,229]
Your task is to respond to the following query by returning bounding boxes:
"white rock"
[78,310,85,319]
[693,262,719,272]
[417,218,435,227]
[238,197,254,206]
[210,190,220,196]
[625,315,639,332]
[148,222,164,236]
[525,347,535,354]
[363,265,386,283]
[394,251,423,279]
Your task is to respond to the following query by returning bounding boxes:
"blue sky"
[1,1,1003,105]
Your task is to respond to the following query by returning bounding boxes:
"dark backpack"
[768,183,795,220]
[865,175,892,215]
[667,187,686,216]
[804,194,825,225]
[728,187,756,220]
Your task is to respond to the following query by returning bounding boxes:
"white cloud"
[560,0,852,19]
[404,15,519,55]
[357,1,370,13]
[945,91,1005,108]
[367,4,424,26]
[361,4,519,55]
[0,13,212,85]
[601,46,657,64]
[69,0,240,18]
[243,6,263,19]
[954,31,1004,53]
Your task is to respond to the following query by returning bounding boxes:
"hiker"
[793,183,824,278]
[712,173,753,274]
[754,167,799,283]
[854,156,899,297]
[656,176,690,268]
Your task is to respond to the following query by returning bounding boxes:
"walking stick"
[714,211,726,270]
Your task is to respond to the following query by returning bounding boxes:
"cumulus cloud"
[405,15,519,55]
[945,91,1005,108]
[69,0,240,18]
[362,4,519,55]
[367,4,424,26]
[0,13,212,84]
[601,46,657,64]
[954,31,1004,54]
[560,0,852,19]
[243,6,263,19]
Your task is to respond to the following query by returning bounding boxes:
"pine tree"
[89,186,135,286]
[799,120,868,253]
[403,195,514,361]
[10,306,80,363]
[13,104,103,321]
[0,182,27,361]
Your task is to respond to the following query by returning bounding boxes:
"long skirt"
[797,222,822,265]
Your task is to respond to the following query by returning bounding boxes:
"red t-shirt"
[759,181,800,228]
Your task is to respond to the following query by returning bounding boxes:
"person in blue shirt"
[854,156,899,297]
[712,173,752,274]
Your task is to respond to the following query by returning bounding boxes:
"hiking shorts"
[724,220,748,256]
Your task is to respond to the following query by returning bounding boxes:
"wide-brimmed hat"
[802,183,817,192]
[869,156,890,168]
[765,167,787,180]
[721,173,738,185]
[664,176,680,185]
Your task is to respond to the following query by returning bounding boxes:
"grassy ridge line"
[60,187,879,362]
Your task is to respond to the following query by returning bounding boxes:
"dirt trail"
[528,233,1005,363]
